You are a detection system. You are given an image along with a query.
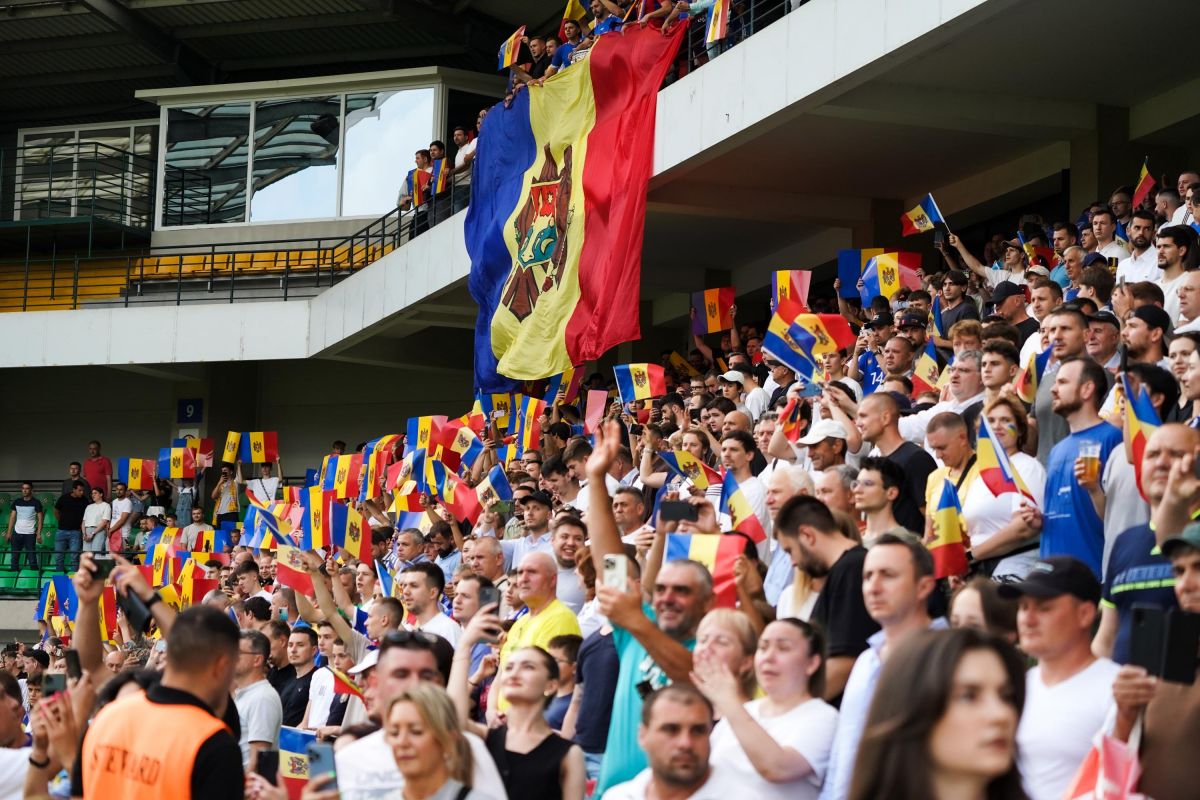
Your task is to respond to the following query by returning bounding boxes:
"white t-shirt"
[1017,659,1119,800]
[0,747,30,800]
[1163,271,1187,324]
[82,502,110,529]
[406,612,462,647]
[1097,240,1130,261]
[960,452,1046,580]
[110,497,133,538]
[247,476,280,506]
[557,566,586,613]
[234,678,283,766]
[775,583,819,621]
[335,728,507,800]
[568,474,621,516]
[709,697,837,800]
[305,666,335,729]
[602,763,743,800]
[1116,247,1161,283]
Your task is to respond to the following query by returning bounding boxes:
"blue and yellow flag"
[467,25,684,390]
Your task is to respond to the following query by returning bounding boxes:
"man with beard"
[1117,209,1161,283]
[773,495,877,702]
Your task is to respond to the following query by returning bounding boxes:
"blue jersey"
[857,351,885,395]
[1041,421,1123,576]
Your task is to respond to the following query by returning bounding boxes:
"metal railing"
[1,141,209,232]
[0,172,468,311]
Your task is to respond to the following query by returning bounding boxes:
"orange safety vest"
[82,690,230,799]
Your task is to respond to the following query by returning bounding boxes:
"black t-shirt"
[528,54,552,79]
[268,663,295,693]
[1016,316,1040,345]
[279,667,315,727]
[810,545,879,661]
[573,629,620,753]
[55,493,89,531]
[883,441,938,533]
[71,684,244,797]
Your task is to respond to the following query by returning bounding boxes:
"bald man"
[1093,423,1200,664]
[763,465,815,605]
[490,551,581,715]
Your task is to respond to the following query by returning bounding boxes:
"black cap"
[1081,252,1108,268]
[989,281,1026,306]
[997,556,1101,604]
[863,311,894,329]
[1086,309,1121,331]
[896,313,927,329]
[517,489,554,508]
[1129,304,1172,335]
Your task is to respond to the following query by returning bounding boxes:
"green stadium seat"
[14,571,41,590]
[0,575,16,589]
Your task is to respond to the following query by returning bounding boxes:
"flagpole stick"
[929,194,952,237]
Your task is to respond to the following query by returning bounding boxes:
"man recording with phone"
[1110,519,1200,800]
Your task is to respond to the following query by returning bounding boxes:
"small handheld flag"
[976,415,1037,504]
[705,0,729,45]
[1122,373,1161,501]
[1131,158,1156,209]
[929,478,969,579]
[476,465,513,510]
[659,451,722,491]
[558,0,587,40]
[771,270,811,312]
[116,458,156,491]
[1014,348,1052,405]
[666,533,743,607]
[691,287,735,334]
[498,25,526,70]
[719,472,766,545]
[613,364,667,405]
[157,446,196,480]
[221,431,240,464]
[899,193,947,236]
[237,431,279,463]
[859,252,922,305]
[911,342,941,396]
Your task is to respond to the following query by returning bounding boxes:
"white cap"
[348,648,379,675]
[797,419,849,446]
[719,370,746,385]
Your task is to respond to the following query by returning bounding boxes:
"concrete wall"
[0,358,473,479]
[150,216,375,250]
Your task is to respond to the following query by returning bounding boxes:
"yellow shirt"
[496,598,581,709]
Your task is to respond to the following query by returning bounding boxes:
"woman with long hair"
[384,685,490,800]
[949,577,1019,645]
[450,609,585,800]
[962,396,1046,579]
[694,618,838,800]
[848,628,1028,800]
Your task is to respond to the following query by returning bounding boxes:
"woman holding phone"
[450,607,585,800]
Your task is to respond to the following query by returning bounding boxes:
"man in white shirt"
[1092,207,1130,261]
[108,482,133,553]
[1156,225,1194,323]
[450,124,476,214]
[399,563,461,646]
[718,430,771,560]
[1116,209,1161,283]
[1169,171,1200,225]
[601,684,739,800]
[335,635,508,800]
[241,461,280,507]
[300,620,339,732]
[897,350,987,446]
[1003,557,1118,800]
[233,630,282,767]
[1174,270,1200,332]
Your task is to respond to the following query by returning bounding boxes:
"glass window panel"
[163,102,251,225]
[248,96,340,222]
[128,126,158,228]
[17,131,76,220]
[76,127,130,224]
[342,88,435,218]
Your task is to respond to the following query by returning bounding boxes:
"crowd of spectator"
[5,164,1200,799]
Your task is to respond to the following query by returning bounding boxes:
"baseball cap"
[1025,265,1051,278]
[997,556,1101,604]
[1082,252,1108,268]
[719,370,746,385]
[999,237,1022,251]
[518,489,554,508]
[1129,305,1172,335]
[863,311,894,329]
[896,313,927,329]
[1086,309,1121,331]
[989,281,1026,306]
[348,648,379,675]
[797,419,849,446]
[1161,521,1200,559]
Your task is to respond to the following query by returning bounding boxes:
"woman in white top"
[962,396,1045,580]
[694,618,838,800]
[81,487,111,554]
